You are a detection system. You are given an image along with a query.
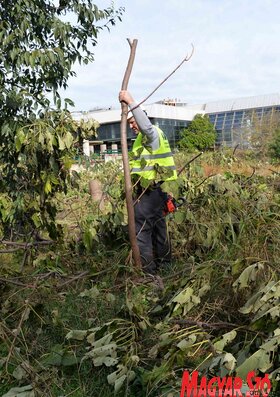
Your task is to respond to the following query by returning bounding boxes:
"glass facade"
[207,106,280,146]
[97,122,134,142]
[151,117,189,148]
[96,118,189,149]
[90,100,280,150]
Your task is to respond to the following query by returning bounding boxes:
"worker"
[119,90,177,274]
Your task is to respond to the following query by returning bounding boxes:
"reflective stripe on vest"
[131,165,177,172]
[130,126,177,181]
[132,152,173,160]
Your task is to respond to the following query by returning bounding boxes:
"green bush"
[269,127,280,162]
[178,114,217,151]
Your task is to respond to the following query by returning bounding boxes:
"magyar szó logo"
[180,370,272,397]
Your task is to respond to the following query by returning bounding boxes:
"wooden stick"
[170,319,266,335]
[0,277,31,287]
[130,44,194,111]
[178,151,203,176]
[120,39,142,269]
[1,239,54,247]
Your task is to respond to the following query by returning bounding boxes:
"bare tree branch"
[1,239,54,247]
[120,39,142,268]
[178,151,203,176]
[170,318,266,336]
[0,277,31,287]
[130,44,194,111]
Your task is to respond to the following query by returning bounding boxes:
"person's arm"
[119,90,160,150]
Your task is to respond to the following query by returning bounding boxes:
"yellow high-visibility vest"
[130,126,177,181]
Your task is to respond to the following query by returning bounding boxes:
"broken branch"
[131,43,194,110]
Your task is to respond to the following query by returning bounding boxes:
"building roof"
[72,103,202,124]
[72,92,280,123]
[202,93,280,113]
[145,103,201,120]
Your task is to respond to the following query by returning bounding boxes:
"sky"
[62,0,280,112]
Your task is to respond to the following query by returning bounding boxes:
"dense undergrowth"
[0,149,280,396]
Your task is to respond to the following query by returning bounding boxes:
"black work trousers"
[134,187,171,274]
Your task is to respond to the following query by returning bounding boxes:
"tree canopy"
[0,0,123,240]
[178,114,217,151]
[0,0,124,115]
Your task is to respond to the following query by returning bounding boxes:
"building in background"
[72,93,280,154]
[196,93,280,147]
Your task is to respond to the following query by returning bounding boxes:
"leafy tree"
[178,114,217,151]
[269,127,280,162]
[249,110,280,158]
[0,0,123,241]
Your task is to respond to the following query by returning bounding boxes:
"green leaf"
[40,344,64,366]
[2,385,34,397]
[57,134,65,150]
[79,286,100,299]
[232,263,264,291]
[40,345,78,368]
[12,365,28,380]
[107,366,135,393]
[114,374,127,393]
[170,286,201,315]
[61,352,79,366]
[107,367,121,385]
[31,213,42,228]
[172,287,194,304]
[86,327,101,345]
[63,131,74,149]
[231,259,244,275]
[222,352,236,371]
[15,129,26,151]
[66,330,87,340]
[236,328,280,379]
[173,211,186,224]
[64,97,75,107]
[239,281,276,315]
[198,283,211,297]
[44,179,52,194]
[148,345,159,359]
[91,343,117,357]
[177,334,197,351]
[29,54,35,67]
[140,157,147,169]
[236,349,272,379]
[86,340,118,367]
[106,293,116,303]
[89,333,112,348]
[103,356,119,367]
[213,330,237,353]
[0,0,123,241]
